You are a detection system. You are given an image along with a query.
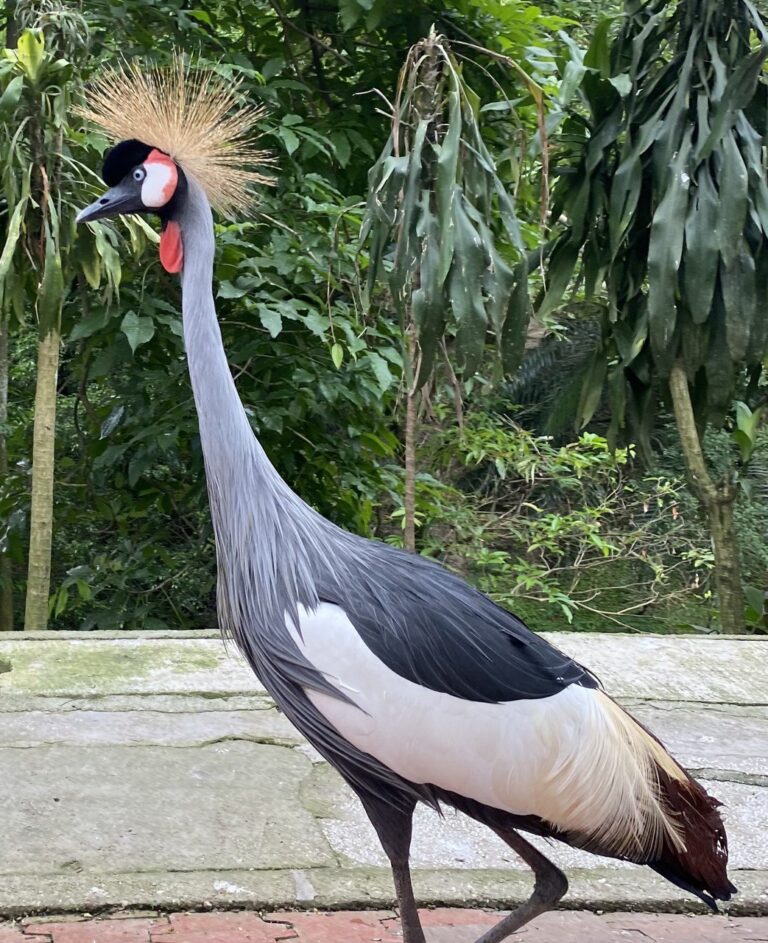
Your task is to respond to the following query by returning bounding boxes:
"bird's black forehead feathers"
[102,139,153,186]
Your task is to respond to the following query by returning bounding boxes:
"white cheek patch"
[141,162,177,208]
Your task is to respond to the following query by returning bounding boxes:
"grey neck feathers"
[179,177,252,469]
[177,176,332,643]
[175,182,435,808]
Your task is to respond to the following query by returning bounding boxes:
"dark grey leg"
[474,828,568,943]
[357,791,426,943]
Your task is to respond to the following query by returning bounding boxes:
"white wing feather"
[289,602,685,858]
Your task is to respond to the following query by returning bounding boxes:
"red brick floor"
[4,910,767,942]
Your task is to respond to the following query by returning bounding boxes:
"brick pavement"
[2,911,767,943]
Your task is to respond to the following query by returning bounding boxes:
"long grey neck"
[178,177,298,499]
[177,175,307,532]
[176,176,333,639]
[179,177,256,469]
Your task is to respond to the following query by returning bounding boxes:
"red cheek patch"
[160,220,183,273]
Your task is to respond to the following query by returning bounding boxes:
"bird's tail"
[585,693,736,909]
[645,753,736,909]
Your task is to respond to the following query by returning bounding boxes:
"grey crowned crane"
[76,59,735,943]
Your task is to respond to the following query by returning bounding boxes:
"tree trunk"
[0,321,13,630]
[403,382,417,553]
[5,0,19,48]
[708,493,744,634]
[23,328,60,631]
[668,360,744,633]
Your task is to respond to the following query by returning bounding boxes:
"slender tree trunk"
[399,34,442,555]
[403,381,417,553]
[0,321,13,630]
[23,328,60,631]
[2,0,23,630]
[707,494,744,633]
[668,360,744,633]
[5,0,19,48]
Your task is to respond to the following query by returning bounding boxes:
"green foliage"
[3,0,436,628]
[655,424,768,631]
[546,0,768,450]
[0,24,125,328]
[362,29,538,385]
[411,410,717,630]
[1,0,765,633]
[29,173,406,629]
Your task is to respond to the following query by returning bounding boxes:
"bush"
[411,410,718,632]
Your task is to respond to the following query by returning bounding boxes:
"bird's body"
[76,60,736,942]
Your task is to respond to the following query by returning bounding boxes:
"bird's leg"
[357,791,426,943]
[473,828,568,943]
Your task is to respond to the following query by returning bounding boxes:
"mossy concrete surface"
[0,630,766,917]
[0,633,260,697]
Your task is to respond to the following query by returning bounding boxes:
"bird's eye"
[133,167,146,182]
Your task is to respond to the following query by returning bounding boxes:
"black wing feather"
[319,538,597,703]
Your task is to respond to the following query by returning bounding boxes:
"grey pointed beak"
[76,181,144,224]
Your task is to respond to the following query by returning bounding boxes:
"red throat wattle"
[160,220,183,274]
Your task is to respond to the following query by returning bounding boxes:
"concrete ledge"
[1,631,766,918]
[0,868,764,919]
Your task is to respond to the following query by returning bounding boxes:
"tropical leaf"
[719,243,755,366]
[121,311,155,353]
[718,130,749,266]
[361,30,532,387]
[683,167,720,323]
[37,222,64,335]
[695,46,768,163]
[548,0,768,434]
[0,76,24,116]
[647,130,692,364]
[0,196,28,310]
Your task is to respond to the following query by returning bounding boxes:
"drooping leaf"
[720,242,756,362]
[366,350,394,393]
[258,306,283,338]
[390,117,428,302]
[69,307,111,342]
[647,130,692,365]
[450,195,488,376]
[539,236,579,319]
[683,166,720,323]
[500,261,532,375]
[37,223,64,335]
[679,309,709,374]
[276,125,300,156]
[329,131,351,168]
[0,76,23,116]
[748,243,768,363]
[412,195,445,386]
[695,46,768,163]
[121,311,155,353]
[577,349,607,428]
[584,17,616,76]
[704,292,734,419]
[718,130,749,265]
[0,197,27,310]
[435,85,461,286]
[614,306,648,366]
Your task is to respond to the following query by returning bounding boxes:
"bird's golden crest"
[76,53,273,214]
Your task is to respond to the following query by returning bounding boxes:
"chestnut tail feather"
[649,766,736,910]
